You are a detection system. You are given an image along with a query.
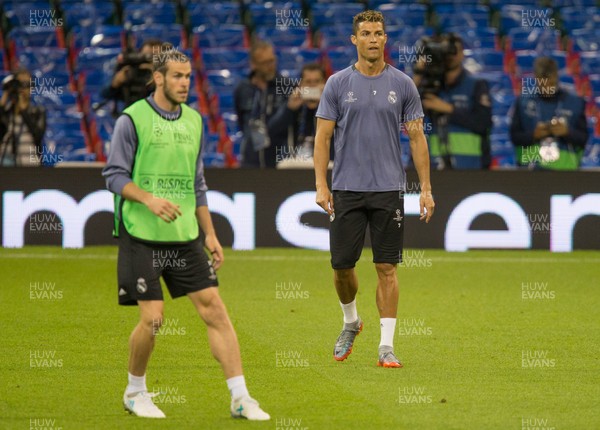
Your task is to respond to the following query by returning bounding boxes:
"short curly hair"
[352,10,386,35]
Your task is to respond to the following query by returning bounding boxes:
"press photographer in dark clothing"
[0,68,47,167]
[100,39,162,114]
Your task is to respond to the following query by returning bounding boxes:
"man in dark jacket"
[234,40,292,168]
[0,67,47,166]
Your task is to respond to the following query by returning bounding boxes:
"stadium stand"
[0,0,597,168]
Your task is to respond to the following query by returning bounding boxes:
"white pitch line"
[0,253,599,264]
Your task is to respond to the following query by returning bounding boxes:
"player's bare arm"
[314,117,335,215]
[405,118,435,223]
[121,182,182,223]
[196,205,224,269]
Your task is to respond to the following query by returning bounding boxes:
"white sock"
[379,318,397,348]
[126,372,147,395]
[340,299,358,324]
[227,375,249,400]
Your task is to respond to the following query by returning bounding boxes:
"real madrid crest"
[388,90,397,104]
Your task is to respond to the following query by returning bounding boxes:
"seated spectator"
[0,67,47,166]
[510,57,588,170]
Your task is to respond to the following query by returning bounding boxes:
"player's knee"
[375,263,397,281]
[334,268,355,283]
[141,312,164,332]
[200,296,229,326]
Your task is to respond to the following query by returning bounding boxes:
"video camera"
[2,74,29,97]
[414,33,460,96]
[115,50,154,106]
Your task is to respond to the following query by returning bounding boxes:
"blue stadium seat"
[254,26,310,48]
[76,47,120,75]
[514,50,538,75]
[277,47,321,71]
[63,3,115,30]
[310,3,365,29]
[588,75,600,96]
[188,3,242,27]
[4,3,55,27]
[201,48,249,74]
[580,51,600,76]
[8,27,65,49]
[248,2,303,28]
[434,4,489,30]
[70,25,125,50]
[560,7,599,33]
[204,69,242,97]
[465,49,504,73]
[376,4,426,28]
[326,47,356,73]
[124,2,177,26]
[508,28,559,52]
[500,5,554,34]
[130,24,186,49]
[446,27,498,50]
[193,24,247,49]
[17,47,69,74]
[570,28,600,52]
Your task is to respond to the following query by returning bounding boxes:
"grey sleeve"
[401,77,425,123]
[195,131,208,207]
[315,76,338,121]
[101,115,137,195]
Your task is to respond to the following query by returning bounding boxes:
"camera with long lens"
[116,51,153,105]
[2,75,29,98]
[413,34,459,96]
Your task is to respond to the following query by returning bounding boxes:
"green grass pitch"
[1,247,599,429]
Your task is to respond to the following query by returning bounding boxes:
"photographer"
[269,63,330,166]
[412,34,492,169]
[100,39,162,114]
[0,68,47,167]
[510,57,588,170]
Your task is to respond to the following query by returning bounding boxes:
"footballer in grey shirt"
[313,10,435,370]
[316,64,424,192]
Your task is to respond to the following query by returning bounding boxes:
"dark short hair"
[301,63,325,80]
[250,40,274,62]
[352,10,385,35]
[152,44,189,75]
[534,57,558,78]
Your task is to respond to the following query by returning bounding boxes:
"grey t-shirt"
[316,64,424,192]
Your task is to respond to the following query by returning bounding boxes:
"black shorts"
[117,223,218,306]
[330,191,404,269]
